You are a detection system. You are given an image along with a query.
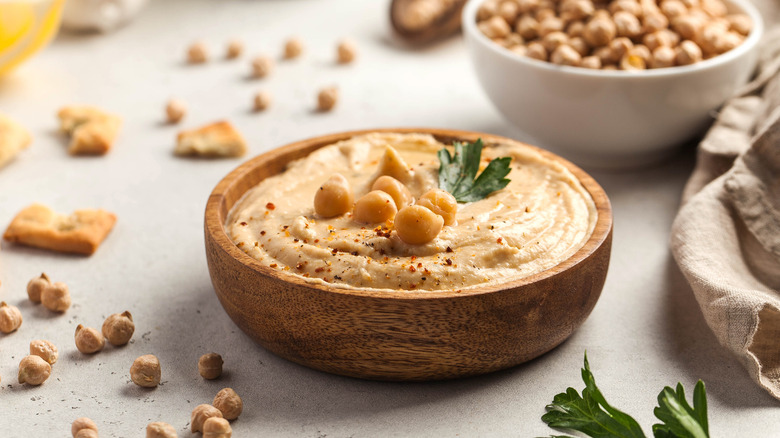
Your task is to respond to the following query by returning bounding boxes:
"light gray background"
[1,0,778,436]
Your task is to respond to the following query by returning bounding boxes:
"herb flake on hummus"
[438,139,512,203]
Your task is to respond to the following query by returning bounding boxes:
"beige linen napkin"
[671,25,780,400]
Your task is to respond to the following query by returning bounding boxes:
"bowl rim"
[205,128,613,300]
[462,0,764,79]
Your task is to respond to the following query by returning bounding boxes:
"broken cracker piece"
[0,114,32,169]
[175,121,247,158]
[57,106,122,156]
[3,204,117,255]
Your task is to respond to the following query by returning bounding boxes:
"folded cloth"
[671,27,780,400]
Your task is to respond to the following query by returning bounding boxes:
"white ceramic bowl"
[463,0,764,168]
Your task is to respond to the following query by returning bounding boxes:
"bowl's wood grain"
[205,128,612,381]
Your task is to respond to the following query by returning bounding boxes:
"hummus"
[227,133,597,291]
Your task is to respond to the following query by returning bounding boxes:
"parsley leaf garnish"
[541,353,710,438]
[437,139,511,203]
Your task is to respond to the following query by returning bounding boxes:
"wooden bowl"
[205,128,612,381]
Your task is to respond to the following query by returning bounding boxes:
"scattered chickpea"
[203,417,232,438]
[253,91,272,112]
[353,191,398,224]
[165,99,186,124]
[337,39,357,64]
[75,324,105,354]
[72,417,98,438]
[146,422,177,438]
[317,87,339,112]
[283,37,304,59]
[30,339,58,365]
[131,354,161,388]
[74,429,98,438]
[187,41,208,64]
[0,301,22,333]
[102,311,135,346]
[314,174,354,218]
[191,404,223,433]
[18,355,51,385]
[372,176,413,210]
[27,272,50,303]
[251,55,274,78]
[226,39,243,59]
[394,205,444,245]
[198,353,223,380]
[213,387,243,420]
[41,281,71,312]
[416,189,458,226]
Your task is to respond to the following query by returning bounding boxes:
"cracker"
[57,106,122,155]
[175,121,247,158]
[3,204,117,255]
[0,114,32,169]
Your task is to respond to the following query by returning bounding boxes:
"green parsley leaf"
[652,381,709,438]
[437,139,511,203]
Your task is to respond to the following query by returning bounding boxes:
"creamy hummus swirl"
[227,133,597,291]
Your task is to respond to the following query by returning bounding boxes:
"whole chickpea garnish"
[416,189,458,226]
[191,404,223,433]
[314,174,354,218]
[394,205,444,245]
[131,354,161,388]
[353,191,398,224]
[75,324,105,354]
[203,417,232,438]
[187,41,208,64]
[74,429,98,438]
[30,339,58,365]
[18,355,51,385]
[198,352,223,380]
[337,39,357,64]
[165,99,187,124]
[283,37,304,59]
[253,91,272,112]
[41,281,71,312]
[317,87,339,112]
[146,421,177,438]
[71,417,98,438]
[0,301,22,333]
[372,176,413,210]
[251,55,274,78]
[226,39,243,59]
[27,272,51,303]
[102,311,135,346]
[213,387,243,420]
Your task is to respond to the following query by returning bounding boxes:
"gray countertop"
[1,0,777,436]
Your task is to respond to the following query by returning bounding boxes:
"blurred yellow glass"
[0,0,64,76]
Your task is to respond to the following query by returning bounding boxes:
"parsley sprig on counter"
[542,354,710,438]
[437,139,511,203]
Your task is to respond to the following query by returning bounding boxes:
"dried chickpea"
[551,44,582,66]
[165,99,186,124]
[314,174,354,218]
[187,42,208,64]
[416,189,458,226]
[609,37,633,59]
[526,41,548,61]
[651,45,677,67]
[535,8,556,22]
[0,301,22,333]
[72,417,98,438]
[41,281,71,312]
[583,16,617,47]
[580,55,602,68]
[102,311,134,346]
[30,339,58,365]
[146,422,177,438]
[517,0,540,13]
[676,39,703,65]
[131,354,161,388]
[509,45,528,56]
[643,12,669,32]
[701,0,727,17]
[213,388,243,420]
[191,404,223,433]
[337,39,357,64]
[283,37,304,59]
[18,355,51,385]
[727,14,752,36]
[672,14,704,39]
[538,16,564,37]
[620,52,646,70]
[317,87,338,112]
[253,90,272,111]
[353,191,398,224]
[568,37,589,56]
[372,176,413,209]
[541,31,569,52]
[477,0,499,20]
[560,0,595,21]
[631,44,652,63]
[643,30,674,50]
[566,21,586,37]
[516,14,539,39]
[499,1,521,23]
[613,11,642,37]
[660,0,687,18]
[27,272,50,303]
[203,417,232,438]
[480,15,512,39]
[251,55,274,78]
[594,46,617,64]
[74,429,98,438]
[395,205,444,245]
[503,33,524,47]
[226,39,243,59]
[75,324,105,354]
[198,352,223,380]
